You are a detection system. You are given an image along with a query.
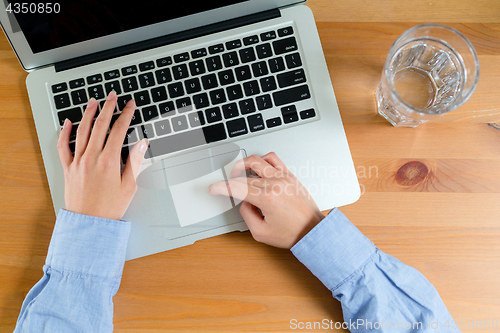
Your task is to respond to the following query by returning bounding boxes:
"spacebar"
[147,123,227,157]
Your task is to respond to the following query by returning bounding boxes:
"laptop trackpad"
[136,143,246,240]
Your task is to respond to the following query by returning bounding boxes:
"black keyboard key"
[278,26,294,37]
[189,60,206,76]
[239,47,256,64]
[239,99,256,115]
[172,115,189,132]
[193,92,210,109]
[188,111,205,127]
[69,123,79,141]
[209,89,226,105]
[174,52,190,63]
[261,31,277,41]
[269,57,286,73]
[176,97,193,113]
[54,93,71,110]
[172,64,189,80]
[260,76,277,92]
[117,94,132,109]
[167,82,185,98]
[154,119,171,136]
[201,74,218,90]
[124,128,138,145]
[52,82,67,93]
[159,101,175,117]
[69,78,85,89]
[104,81,122,95]
[209,44,224,54]
[277,69,307,88]
[273,37,298,55]
[70,89,87,105]
[138,124,155,140]
[151,86,168,102]
[139,61,155,71]
[155,68,172,84]
[147,123,226,158]
[226,118,248,138]
[88,85,105,100]
[300,108,316,120]
[156,56,173,67]
[206,56,223,72]
[285,52,302,69]
[142,105,159,122]
[222,52,239,67]
[243,80,260,97]
[256,43,273,59]
[266,117,282,128]
[226,84,244,101]
[57,107,82,125]
[121,65,138,76]
[185,78,202,94]
[226,40,242,50]
[235,65,252,81]
[192,48,207,59]
[243,35,259,45]
[252,61,269,77]
[273,84,311,106]
[134,90,151,107]
[205,107,222,123]
[104,70,120,80]
[247,114,265,132]
[122,77,139,92]
[281,105,299,123]
[256,94,273,111]
[87,74,103,84]
[138,72,155,88]
[218,70,235,86]
[130,109,143,126]
[222,103,239,119]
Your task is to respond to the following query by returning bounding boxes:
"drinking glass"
[376,24,479,127]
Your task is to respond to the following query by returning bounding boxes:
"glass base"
[376,85,428,128]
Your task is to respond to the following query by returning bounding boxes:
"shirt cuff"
[45,209,131,278]
[291,208,376,291]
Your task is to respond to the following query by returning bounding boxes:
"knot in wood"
[396,161,429,186]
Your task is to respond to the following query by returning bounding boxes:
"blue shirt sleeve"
[291,208,461,332]
[14,209,131,333]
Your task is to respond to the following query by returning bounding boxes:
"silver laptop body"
[0,0,360,260]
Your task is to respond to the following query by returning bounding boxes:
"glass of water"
[376,24,479,127]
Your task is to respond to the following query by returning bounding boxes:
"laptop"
[0,0,360,260]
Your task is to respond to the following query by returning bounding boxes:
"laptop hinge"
[55,8,281,72]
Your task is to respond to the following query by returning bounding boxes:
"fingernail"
[126,99,135,107]
[63,118,70,128]
[87,98,97,107]
[207,184,213,193]
[107,90,116,100]
[138,139,149,153]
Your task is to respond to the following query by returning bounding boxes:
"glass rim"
[383,23,480,116]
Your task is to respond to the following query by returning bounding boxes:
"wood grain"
[0,0,500,332]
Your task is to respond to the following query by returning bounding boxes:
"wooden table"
[1,0,499,332]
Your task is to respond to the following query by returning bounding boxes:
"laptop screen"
[8,0,249,54]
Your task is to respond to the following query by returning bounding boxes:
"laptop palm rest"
[136,143,247,240]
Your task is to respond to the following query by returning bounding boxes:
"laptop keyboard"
[51,26,317,162]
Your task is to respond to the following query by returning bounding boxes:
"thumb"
[123,139,148,181]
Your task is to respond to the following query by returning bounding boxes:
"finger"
[74,98,98,158]
[208,179,261,206]
[57,119,74,170]
[104,99,136,157]
[261,152,293,176]
[229,154,278,179]
[121,139,149,185]
[239,201,267,239]
[87,91,117,153]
